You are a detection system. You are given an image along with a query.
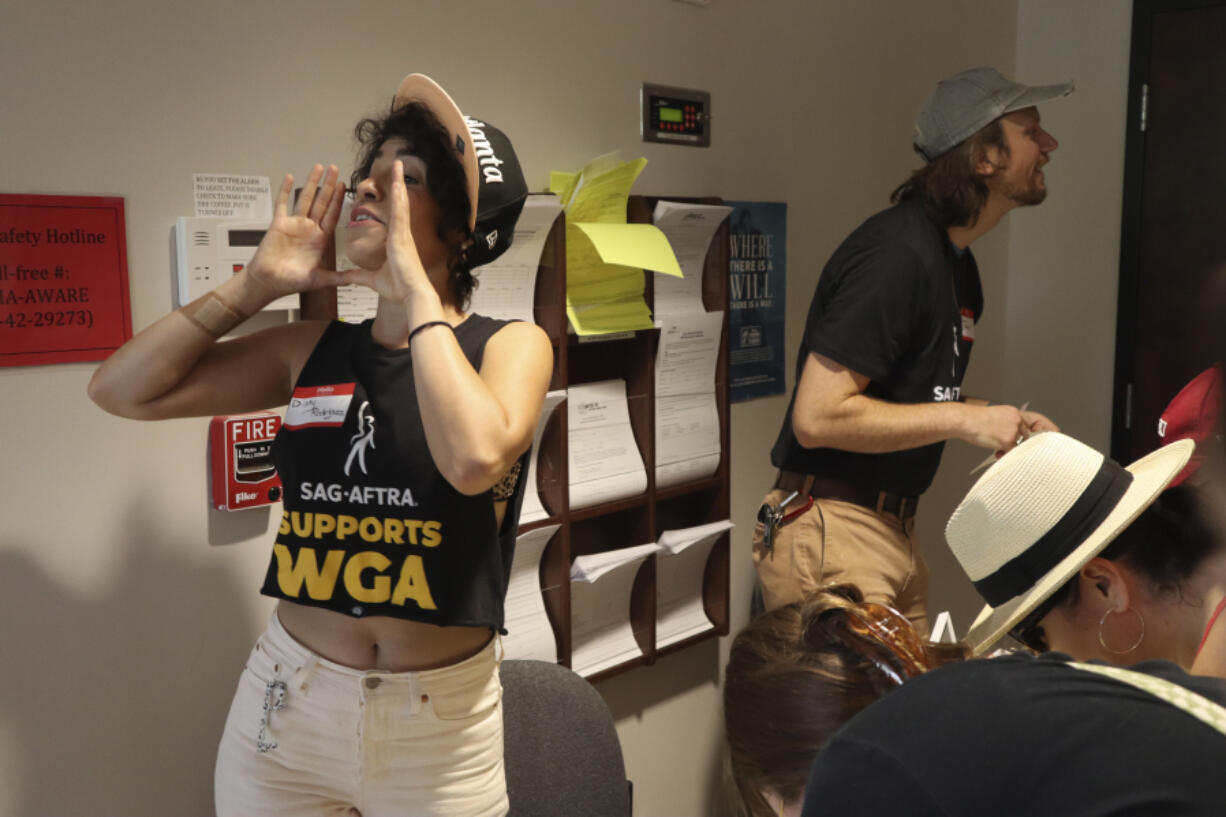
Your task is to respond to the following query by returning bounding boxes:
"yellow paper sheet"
[574,222,682,277]
[565,223,614,284]
[571,151,628,190]
[554,152,661,335]
[567,157,648,223]
[567,300,655,335]
[567,271,645,303]
[565,222,650,335]
[550,171,577,200]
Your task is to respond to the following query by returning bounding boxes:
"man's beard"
[1002,169,1047,207]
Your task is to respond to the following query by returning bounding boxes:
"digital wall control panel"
[173,216,297,311]
[641,82,710,147]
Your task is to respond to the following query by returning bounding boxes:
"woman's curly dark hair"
[351,100,476,307]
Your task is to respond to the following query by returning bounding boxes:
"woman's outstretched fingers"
[388,160,410,239]
[294,163,325,216]
[273,174,294,220]
[319,178,346,234]
[390,160,405,214]
[309,165,340,223]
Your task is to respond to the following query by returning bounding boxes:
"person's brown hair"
[723,585,890,817]
[891,120,1008,230]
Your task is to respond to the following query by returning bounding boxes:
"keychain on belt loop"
[758,490,799,552]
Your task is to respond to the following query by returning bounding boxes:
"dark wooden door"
[1113,0,1226,461]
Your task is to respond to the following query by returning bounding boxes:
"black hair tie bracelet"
[408,320,453,344]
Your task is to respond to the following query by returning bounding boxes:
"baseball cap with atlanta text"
[392,74,527,268]
[464,116,527,269]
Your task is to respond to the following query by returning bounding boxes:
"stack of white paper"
[570,542,661,582]
[570,543,660,677]
[651,201,732,319]
[468,195,563,322]
[656,520,733,648]
[655,312,724,489]
[502,524,561,663]
[568,379,648,509]
[518,391,567,525]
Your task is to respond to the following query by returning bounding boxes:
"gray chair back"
[501,659,632,817]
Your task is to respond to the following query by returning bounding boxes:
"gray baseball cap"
[913,67,1074,161]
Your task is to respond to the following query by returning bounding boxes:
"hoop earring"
[1098,607,1145,655]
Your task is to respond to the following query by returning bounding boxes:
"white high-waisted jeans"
[214,612,507,817]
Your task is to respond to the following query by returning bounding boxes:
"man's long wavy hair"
[891,121,1008,230]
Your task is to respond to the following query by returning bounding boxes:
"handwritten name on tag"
[284,383,356,429]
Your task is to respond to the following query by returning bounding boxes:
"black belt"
[774,471,918,521]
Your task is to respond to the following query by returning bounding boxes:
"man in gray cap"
[754,67,1071,634]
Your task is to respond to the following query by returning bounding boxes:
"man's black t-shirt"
[771,197,983,496]
[803,653,1226,816]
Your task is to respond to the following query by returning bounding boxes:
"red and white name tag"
[284,383,356,429]
[960,308,976,342]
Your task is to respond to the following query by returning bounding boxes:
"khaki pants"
[752,489,930,636]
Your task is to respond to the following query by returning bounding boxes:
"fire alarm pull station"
[174,217,299,311]
[641,82,711,147]
[210,412,283,511]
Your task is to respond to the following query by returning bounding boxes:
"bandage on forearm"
[183,292,246,338]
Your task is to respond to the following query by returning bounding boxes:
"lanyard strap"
[1067,661,1226,736]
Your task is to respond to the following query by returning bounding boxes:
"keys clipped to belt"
[757,490,798,552]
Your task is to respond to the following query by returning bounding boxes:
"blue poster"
[727,201,786,402]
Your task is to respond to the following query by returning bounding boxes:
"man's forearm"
[794,392,1038,454]
[791,352,1036,454]
[793,393,974,453]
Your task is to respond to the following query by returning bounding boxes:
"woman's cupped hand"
[246,164,348,298]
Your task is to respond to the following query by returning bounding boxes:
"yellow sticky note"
[574,223,683,277]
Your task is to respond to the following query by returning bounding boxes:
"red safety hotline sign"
[0,194,131,367]
[210,413,283,511]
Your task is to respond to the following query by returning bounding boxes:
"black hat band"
[973,458,1134,606]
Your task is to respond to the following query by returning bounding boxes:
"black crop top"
[261,316,529,631]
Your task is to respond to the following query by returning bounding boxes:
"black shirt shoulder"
[803,654,1226,817]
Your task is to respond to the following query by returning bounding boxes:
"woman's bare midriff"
[276,600,492,672]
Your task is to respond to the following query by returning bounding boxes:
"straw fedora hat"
[946,432,1194,655]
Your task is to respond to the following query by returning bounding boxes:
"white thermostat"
[641,82,711,147]
[173,216,297,310]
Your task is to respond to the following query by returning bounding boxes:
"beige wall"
[1007,0,1134,452]
[920,0,1137,642]
[0,1,1141,814]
